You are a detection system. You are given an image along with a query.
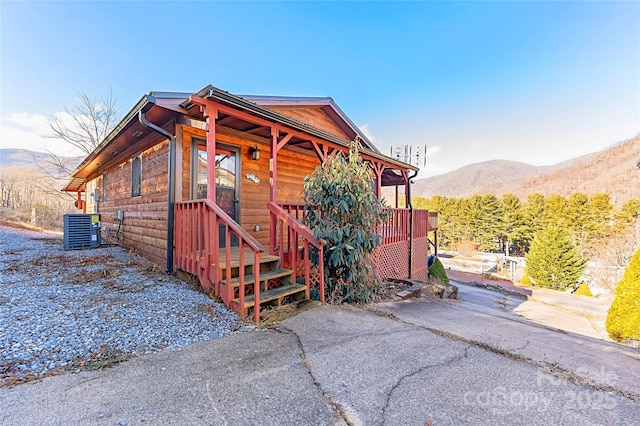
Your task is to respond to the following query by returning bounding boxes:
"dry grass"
[255,300,322,328]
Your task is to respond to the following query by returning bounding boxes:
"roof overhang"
[64,84,418,192]
[183,85,417,176]
[63,93,188,192]
[238,94,378,153]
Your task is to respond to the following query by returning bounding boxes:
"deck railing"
[379,208,411,244]
[278,203,306,221]
[427,211,438,232]
[175,199,265,322]
[269,202,326,304]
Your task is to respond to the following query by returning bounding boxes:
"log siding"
[87,140,170,266]
[180,125,320,248]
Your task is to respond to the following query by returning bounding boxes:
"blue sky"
[1,1,638,177]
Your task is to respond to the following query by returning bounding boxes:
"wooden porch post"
[372,162,385,199]
[269,128,278,255]
[77,190,84,212]
[270,128,278,204]
[205,107,218,201]
[403,170,413,278]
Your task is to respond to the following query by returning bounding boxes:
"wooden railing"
[175,199,265,322]
[428,211,438,231]
[413,209,433,238]
[278,203,306,221]
[269,202,326,304]
[379,208,411,245]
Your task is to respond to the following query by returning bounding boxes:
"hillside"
[0,149,54,168]
[0,149,82,175]
[412,134,640,206]
[412,159,544,198]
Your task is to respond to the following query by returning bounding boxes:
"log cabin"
[63,84,438,321]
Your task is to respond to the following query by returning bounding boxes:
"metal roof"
[183,85,416,172]
[65,85,417,192]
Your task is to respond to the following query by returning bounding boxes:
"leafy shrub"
[606,246,640,342]
[525,225,587,290]
[303,140,390,304]
[573,282,593,297]
[428,257,449,284]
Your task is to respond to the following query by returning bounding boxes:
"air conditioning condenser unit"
[63,214,101,250]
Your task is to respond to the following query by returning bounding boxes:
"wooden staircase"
[175,200,325,323]
[219,249,307,315]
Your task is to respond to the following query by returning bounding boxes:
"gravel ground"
[0,224,242,385]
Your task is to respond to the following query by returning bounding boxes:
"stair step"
[229,268,293,287]
[218,253,280,269]
[234,283,306,309]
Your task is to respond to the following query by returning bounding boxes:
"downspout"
[138,110,176,274]
[406,170,418,279]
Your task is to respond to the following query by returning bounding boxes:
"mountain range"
[3,135,640,207]
[0,149,82,175]
[411,134,640,207]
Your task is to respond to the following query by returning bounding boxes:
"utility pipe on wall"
[138,110,176,274]
[406,170,418,279]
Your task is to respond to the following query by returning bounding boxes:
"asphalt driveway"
[2,303,639,425]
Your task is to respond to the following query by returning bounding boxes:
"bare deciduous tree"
[49,91,120,156]
[0,91,123,228]
[38,91,121,195]
[43,91,120,178]
[589,224,640,292]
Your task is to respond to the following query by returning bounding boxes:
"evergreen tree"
[303,140,389,303]
[479,194,504,251]
[606,245,640,341]
[460,194,502,251]
[621,199,640,224]
[587,193,614,253]
[523,193,545,249]
[501,194,527,255]
[428,196,464,249]
[564,192,590,248]
[525,225,587,290]
[420,195,459,249]
[543,194,566,227]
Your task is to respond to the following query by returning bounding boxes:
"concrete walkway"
[2,303,639,425]
[448,269,615,340]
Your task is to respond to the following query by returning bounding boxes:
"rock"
[422,282,459,299]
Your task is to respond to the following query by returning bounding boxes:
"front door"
[193,142,240,247]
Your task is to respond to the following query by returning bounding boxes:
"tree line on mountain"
[413,192,639,292]
[412,192,639,342]
[414,192,639,257]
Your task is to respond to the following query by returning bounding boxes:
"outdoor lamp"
[250,144,260,161]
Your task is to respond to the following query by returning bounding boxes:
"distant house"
[64,84,437,321]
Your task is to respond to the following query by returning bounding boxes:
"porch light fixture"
[249,144,260,161]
